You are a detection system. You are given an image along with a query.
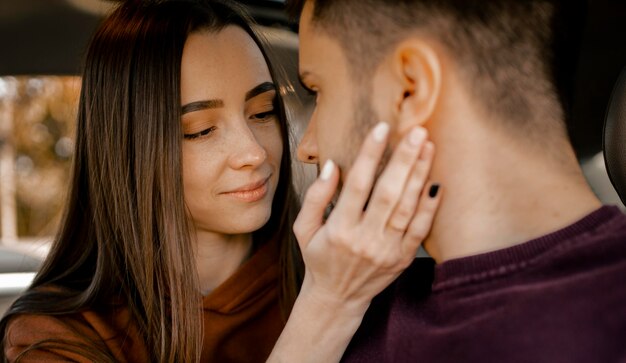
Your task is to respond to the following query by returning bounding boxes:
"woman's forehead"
[180,26,272,102]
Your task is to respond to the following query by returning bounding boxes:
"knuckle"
[410,172,428,190]
[359,247,377,263]
[392,206,414,224]
[346,175,369,195]
[350,240,380,260]
[326,223,350,245]
[325,223,340,241]
[349,243,366,257]
[397,142,420,162]
[370,254,384,267]
[375,186,397,206]
[371,253,396,269]
[356,241,393,267]
[387,221,406,234]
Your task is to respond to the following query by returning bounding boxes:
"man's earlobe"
[394,40,442,134]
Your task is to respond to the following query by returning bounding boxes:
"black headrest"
[603,67,626,205]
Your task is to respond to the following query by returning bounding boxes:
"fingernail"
[409,127,426,146]
[372,122,390,143]
[320,159,335,181]
[428,184,440,198]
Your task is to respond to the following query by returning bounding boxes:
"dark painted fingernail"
[429,184,440,198]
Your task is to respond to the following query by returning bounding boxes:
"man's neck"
[423,123,602,264]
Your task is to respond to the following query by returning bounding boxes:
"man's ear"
[392,40,442,134]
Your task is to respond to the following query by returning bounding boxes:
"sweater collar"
[202,236,280,313]
[432,205,623,291]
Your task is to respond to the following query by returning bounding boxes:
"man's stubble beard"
[325,86,392,218]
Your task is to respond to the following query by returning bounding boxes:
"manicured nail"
[428,184,440,198]
[372,122,390,143]
[320,160,335,181]
[409,127,426,146]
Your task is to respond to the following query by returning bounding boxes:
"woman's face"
[180,26,283,235]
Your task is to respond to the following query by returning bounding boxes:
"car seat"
[604,66,626,205]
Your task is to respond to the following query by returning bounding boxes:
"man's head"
[292,0,580,179]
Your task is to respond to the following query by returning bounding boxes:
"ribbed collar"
[432,206,623,291]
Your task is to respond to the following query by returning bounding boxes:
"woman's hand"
[293,121,441,314]
[267,122,440,363]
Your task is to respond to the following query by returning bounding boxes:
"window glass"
[0,76,79,241]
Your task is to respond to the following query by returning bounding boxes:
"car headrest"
[603,66,626,205]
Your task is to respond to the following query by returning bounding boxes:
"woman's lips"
[221,176,270,203]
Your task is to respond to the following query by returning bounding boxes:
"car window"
[0,76,78,243]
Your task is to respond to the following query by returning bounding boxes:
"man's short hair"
[288,0,585,142]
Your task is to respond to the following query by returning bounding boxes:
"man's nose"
[297,119,318,164]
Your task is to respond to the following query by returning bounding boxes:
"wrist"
[267,277,373,363]
[297,278,371,319]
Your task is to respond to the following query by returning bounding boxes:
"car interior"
[604,66,626,206]
[0,0,624,316]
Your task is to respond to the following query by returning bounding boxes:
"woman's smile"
[220,175,271,203]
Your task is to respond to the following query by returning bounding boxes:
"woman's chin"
[205,210,272,235]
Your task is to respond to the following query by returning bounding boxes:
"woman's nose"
[228,128,268,169]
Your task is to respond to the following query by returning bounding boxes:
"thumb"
[293,160,339,250]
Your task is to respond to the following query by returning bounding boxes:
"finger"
[362,126,428,230]
[330,121,390,225]
[402,182,442,255]
[386,141,435,233]
[293,160,339,250]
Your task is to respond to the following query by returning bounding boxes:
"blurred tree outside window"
[0,76,79,244]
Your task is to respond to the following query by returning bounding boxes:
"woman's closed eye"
[184,126,217,140]
[183,106,276,140]
[250,109,277,122]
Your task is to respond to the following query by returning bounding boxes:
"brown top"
[4,238,284,362]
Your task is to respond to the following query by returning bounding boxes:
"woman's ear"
[392,40,442,135]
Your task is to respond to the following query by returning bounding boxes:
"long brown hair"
[1,0,303,361]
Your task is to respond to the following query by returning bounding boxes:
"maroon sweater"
[342,206,626,363]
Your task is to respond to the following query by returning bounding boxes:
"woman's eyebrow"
[245,82,276,101]
[181,82,276,115]
[181,99,224,115]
